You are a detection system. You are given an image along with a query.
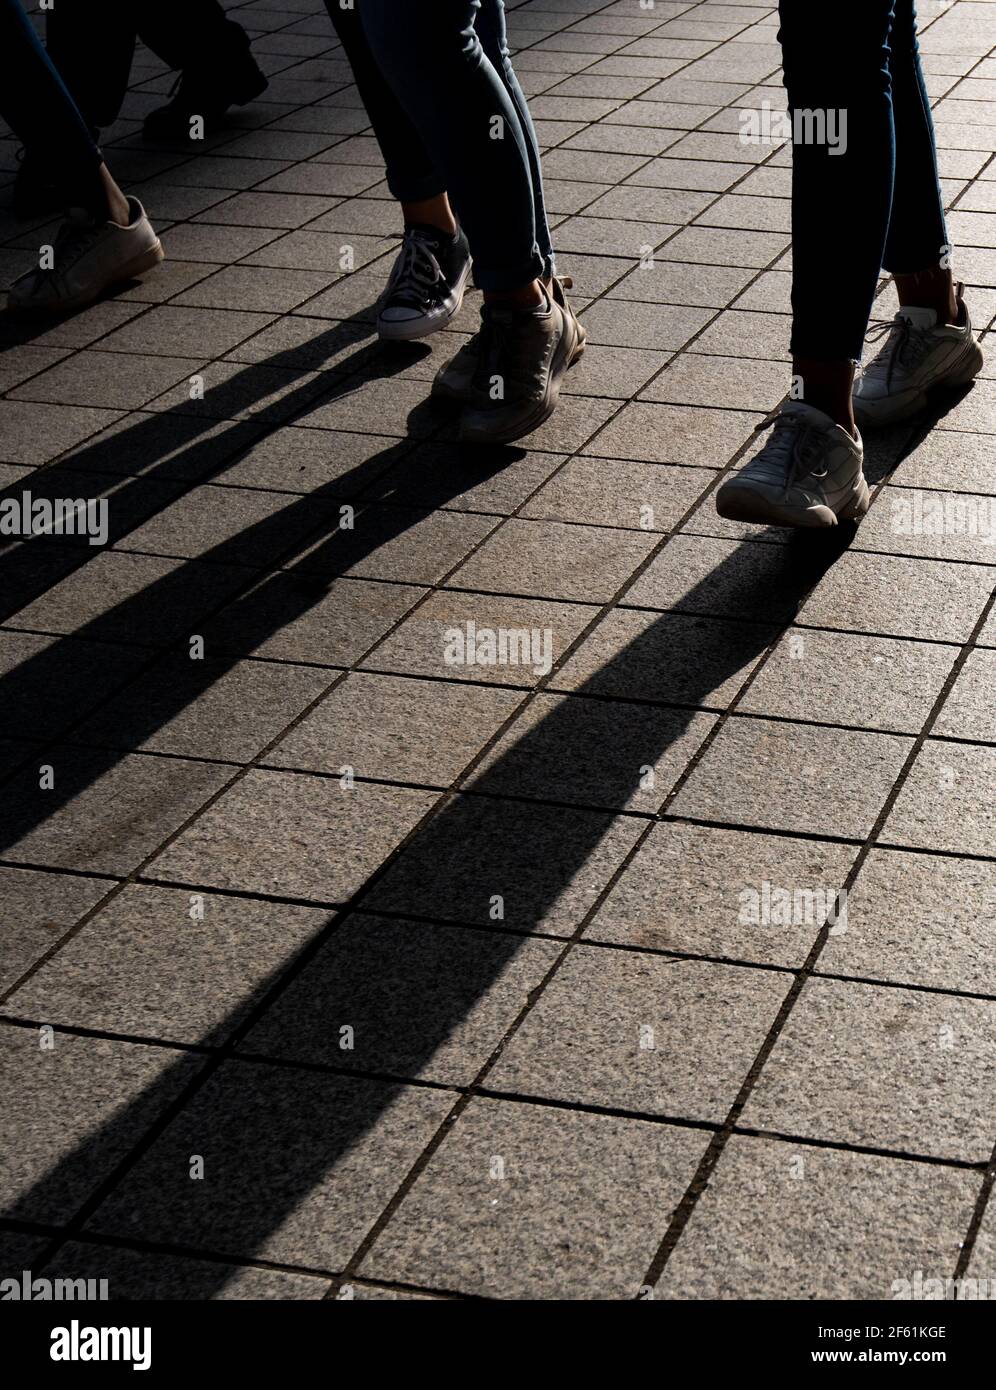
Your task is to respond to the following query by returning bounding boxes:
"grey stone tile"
[690,307,789,360]
[9,352,202,411]
[298,505,497,587]
[589,822,855,968]
[607,260,754,308]
[489,946,787,1119]
[657,1135,980,1299]
[741,977,996,1162]
[552,214,678,257]
[0,1230,48,1275]
[195,190,340,229]
[564,343,671,399]
[857,486,996,564]
[74,656,331,762]
[212,426,399,495]
[242,227,396,273]
[0,630,149,740]
[158,222,284,263]
[640,353,787,410]
[267,671,523,784]
[241,915,561,1085]
[623,534,807,622]
[579,299,712,350]
[671,716,912,839]
[0,866,112,994]
[0,1023,202,1223]
[149,768,437,902]
[369,441,564,516]
[360,1097,710,1299]
[363,589,598,687]
[87,1061,452,1269]
[9,885,330,1046]
[294,377,436,438]
[893,429,996,495]
[627,156,745,191]
[657,226,789,268]
[519,457,712,531]
[6,551,251,647]
[0,747,231,876]
[584,401,759,466]
[114,484,340,569]
[467,692,716,811]
[740,628,957,733]
[207,574,425,666]
[0,344,70,393]
[97,305,276,360]
[449,517,656,603]
[820,847,996,994]
[798,551,994,643]
[933,649,996,742]
[583,185,715,225]
[551,606,775,707]
[367,793,645,935]
[881,739,996,857]
[50,1241,330,1300]
[172,264,336,313]
[0,399,123,466]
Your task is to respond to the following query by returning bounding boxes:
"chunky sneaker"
[143,37,268,141]
[715,401,870,529]
[6,197,163,314]
[376,225,472,341]
[457,284,585,445]
[433,274,584,404]
[854,286,984,429]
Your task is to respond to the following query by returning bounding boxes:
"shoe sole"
[716,471,871,529]
[377,259,473,342]
[6,240,165,317]
[854,339,984,430]
[457,318,587,444]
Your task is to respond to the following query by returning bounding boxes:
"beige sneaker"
[715,401,870,529]
[6,196,163,314]
[854,286,984,429]
[432,274,585,405]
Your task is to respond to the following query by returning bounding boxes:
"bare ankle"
[483,279,545,310]
[791,358,857,437]
[894,265,959,325]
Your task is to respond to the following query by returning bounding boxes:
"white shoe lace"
[383,229,445,312]
[862,316,935,388]
[751,411,826,492]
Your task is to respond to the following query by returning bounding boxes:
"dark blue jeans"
[0,0,102,198]
[329,0,554,291]
[779,0,949,361]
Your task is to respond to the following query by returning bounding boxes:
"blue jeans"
[331,0,554,291]
[779,0,949,361]
[0,0,102,198]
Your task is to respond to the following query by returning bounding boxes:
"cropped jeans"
[779,0,949,361]
[326,0,555,290]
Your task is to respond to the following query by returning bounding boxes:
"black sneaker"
[376,224,472,341]
[143,36,268,141]
[458,286,585,445]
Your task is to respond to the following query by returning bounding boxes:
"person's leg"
[779,0,898,433]
[0,0,111,214]
[853,0,984,428]
[360,0,545,299]
[139,0,268,140]
[882,0,956,321]
[472,0,555,283]
[46,0,137,131]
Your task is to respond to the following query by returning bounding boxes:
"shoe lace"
[51,213,106,265]
[753,410,825,491]
[384,229,445,310]
[862,316,934,388]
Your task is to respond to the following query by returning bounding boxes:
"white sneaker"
[854,289,984,429]
[6,196,163,315]
[715,401,870,529]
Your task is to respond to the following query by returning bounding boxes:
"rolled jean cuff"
[384,168,447,204]
[472,245,546,292]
